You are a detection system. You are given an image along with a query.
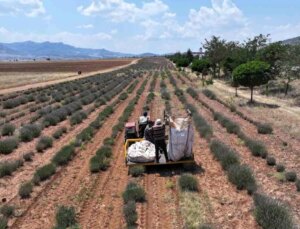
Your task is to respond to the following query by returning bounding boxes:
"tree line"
[168,34,300,102]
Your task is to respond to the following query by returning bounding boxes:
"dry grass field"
[0,59,136,91]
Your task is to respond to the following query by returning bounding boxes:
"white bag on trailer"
[168,118,194,161]
[127,140,156,163]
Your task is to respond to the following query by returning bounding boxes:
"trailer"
[124,108,195,168]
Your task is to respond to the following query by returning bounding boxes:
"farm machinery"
[124,109,195,167]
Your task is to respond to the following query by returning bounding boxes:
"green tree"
[176,57,190,68]
[244,34,269,61]
[233,61,270,102]
[203,36,227,78]
[278,44,300,95]
[257,42,287,95]
[186,48,194,63]
[191,59,210,86]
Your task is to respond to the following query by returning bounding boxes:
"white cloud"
[263,23,300,42]
[110,29,118,34]
[77,24,94,29]
[78,0,169,23]
[179,0,249,39]
[0,0,45,17]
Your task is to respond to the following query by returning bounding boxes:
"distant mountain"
[138,53,157,57]
[0,41,157,60]
[282,36,300,45]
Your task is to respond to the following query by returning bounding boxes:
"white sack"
[127,140,156,163]
[168,118,194,161]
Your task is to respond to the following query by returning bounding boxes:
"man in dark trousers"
[138,111,148,138]
[153,119,169,163]
[144,120,154,143]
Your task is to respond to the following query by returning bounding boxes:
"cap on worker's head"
[143,111,148,116]
[155,119,162,125]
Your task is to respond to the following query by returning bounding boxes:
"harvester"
[124,109,195,168]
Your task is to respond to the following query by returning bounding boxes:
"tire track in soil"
[176,72,300,225]
[79,78,151,229]
[138,74,182,229]
[0,79,134,205]
[10,79,145,229]
[138,75,160,229]
[168,76,258,229]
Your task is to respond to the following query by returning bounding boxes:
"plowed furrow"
[168,77,258,229]
[1,80,134,205]
[11,79,144,229]
[79,78,150,229]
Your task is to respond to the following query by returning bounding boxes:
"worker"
[138,111,148,138]
[144,120,154,143]
[153,119,169,163]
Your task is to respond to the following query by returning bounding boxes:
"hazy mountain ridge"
[282,36,300,45]
[0,41,157,60]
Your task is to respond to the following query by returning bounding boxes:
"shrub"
[1,123,15,136]
[55,206,77,228]
[103,137,114,146]
[285,171,297,182]
[228,165,257,192]
[0,160,23,177]
[266,156,276,166]
[129,166,145,177]
[186,87,198,99]
[0,111,6,118]
[0,205,14,218]
[19,182,33,199]
[260,151,268,159]
[123,201,137,226]
[36,136,53,152]
[202,89,216,100]
[0,137,18,155]
[70,111,87,126]
[161,91,170,100]
[210,140,240,170]
[257,123,273,134]
[122,182,146,203]
[118,92,128,101]
[253,194,294,229]
[52,145,75,166]
[178,174,198,192]
[89,156,101,173]
[43,114,60,127]
[33,163,56,184]
[96,146,112,158]
[89,120,102,130]
[76,127,94,143]
[245,139,267,157]
[276,164,285,173]
[19,124,41,142]
[0,216,7,229]
[296,180,300,192]
[213,112,240,134]
[52,127,67,139]
[89,154,110,173]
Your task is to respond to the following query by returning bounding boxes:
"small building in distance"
[192,48,205,59]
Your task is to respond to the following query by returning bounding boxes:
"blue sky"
[0,0,300,54]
